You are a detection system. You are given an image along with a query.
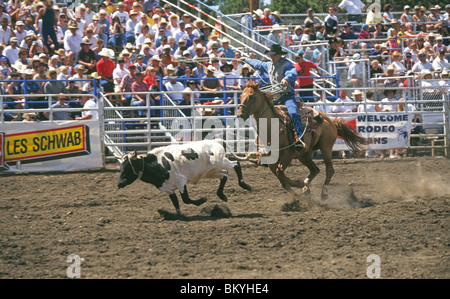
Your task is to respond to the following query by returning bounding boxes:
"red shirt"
[260,15,273,26]
[143,75,157,87]
[96,58,115,78]
[294,60,317,87]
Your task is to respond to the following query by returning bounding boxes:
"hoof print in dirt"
[281,199,308,212]
[347,189,376,208]
[158,209,189,221]
[200,204,232,218]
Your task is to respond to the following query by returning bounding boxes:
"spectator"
[337,0,365,25]
[260,8,273,27]
[271,11,283,25]
[292,26,303,41]
[36,0,59,51]
[75,93,98,120]
[380,89,399,112]
[218,37,234,61]
[324,6,339,37]
[44,69,65,95]
[382,4,394,24]
[96,48,116,93]
[411,50,434,73]
[294,52,322,102]
[357,90,381,113]
[4,37,19,65]
[389,51,407,75]
[78,38,97,75]
[165,74,185,101]
[432,49,450,71]
[400,5,413,24]
[64,23,82,65]
[119,63,137,105]
[44,94,73,121]
[201,64,220,100]
[113,57,130,93]
[0,17,12,45]
[109,16,126,52]
[267,24,283,46]
[347,53,364,87]
[304,8,324,29]
[130,71,149,117]
[331,90,356,113]
[401,52,414,71]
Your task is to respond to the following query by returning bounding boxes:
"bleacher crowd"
[0,0,449,132]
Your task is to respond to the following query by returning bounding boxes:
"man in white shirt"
[0,17,12,45]
[347,53,364,87]
[75,93,98,120]
[14,21,27,44]
[337,0,366,24]
[64,24,83,65]
[432,49,450,71]
[3,37,19,65]
[331,90,357,113]
[165,75,185,101]
[113,57,130,92]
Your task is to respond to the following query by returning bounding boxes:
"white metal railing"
[2,85,448,159]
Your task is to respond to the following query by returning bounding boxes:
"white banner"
[0,120,103,172]
[333,112,412,151]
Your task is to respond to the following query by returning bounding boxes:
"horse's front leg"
[269,163,305,192]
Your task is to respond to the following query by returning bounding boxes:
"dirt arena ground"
[0,156,449,279]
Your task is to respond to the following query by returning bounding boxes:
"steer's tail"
[333,118,367,153]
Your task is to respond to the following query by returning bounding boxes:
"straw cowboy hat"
[98,48,115,59]
[352,90,363,96]
[89,72,101,79]
[205,65,216,73]
[81,38,92,46]
[265,43,287,56]
[46,68,60,78]
[74,64,88,73]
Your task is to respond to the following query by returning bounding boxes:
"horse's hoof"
[302,186,311,195]
[321,193,328,201]
[240,183,252,191]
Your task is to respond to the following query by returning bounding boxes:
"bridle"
[238,88,272,119]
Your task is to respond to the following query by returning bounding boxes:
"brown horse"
[237,81,366,202]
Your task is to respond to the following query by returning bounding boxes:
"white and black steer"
[117,139,252,215]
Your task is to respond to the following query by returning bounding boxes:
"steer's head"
[118,151,140,188]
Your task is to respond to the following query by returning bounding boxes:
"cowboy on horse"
[243,44,305,150]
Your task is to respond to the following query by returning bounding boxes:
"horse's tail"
[332,118,367,153]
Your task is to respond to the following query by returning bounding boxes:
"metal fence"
[1,82,449,160]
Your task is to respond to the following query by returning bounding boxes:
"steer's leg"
[169,193,182,215]
[217,174,228,202]
[180,185,207,206]
[234,161,252,191]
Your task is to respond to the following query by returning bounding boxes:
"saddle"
[273,105,324,149]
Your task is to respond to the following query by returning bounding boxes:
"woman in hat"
[244,43,304,148]
[292,25,305,41]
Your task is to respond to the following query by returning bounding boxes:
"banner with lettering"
[0,120,103,172]
[333,112,412,151]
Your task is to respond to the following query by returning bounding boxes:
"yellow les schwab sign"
[4,125,90,163]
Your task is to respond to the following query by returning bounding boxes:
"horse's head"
[237,81,261,120]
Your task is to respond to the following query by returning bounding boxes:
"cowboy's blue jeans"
[282,98,304,141]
